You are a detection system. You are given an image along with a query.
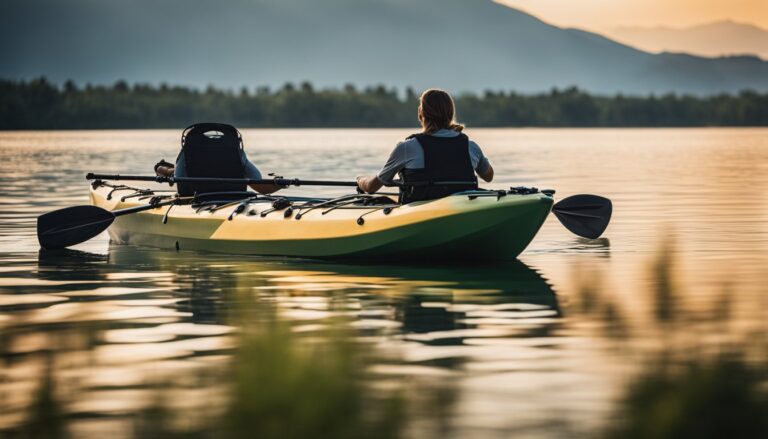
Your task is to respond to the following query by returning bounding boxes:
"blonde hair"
[418,88,464,134]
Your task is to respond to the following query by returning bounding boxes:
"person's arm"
[357,142,407,194]
[242,155,281,194]
[250,183,281,194]
[356,175,384,194]
[478,163,494,182]
[470,142,494,183]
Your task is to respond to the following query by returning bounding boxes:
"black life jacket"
[176,123,247,196]
[399,133,478,204]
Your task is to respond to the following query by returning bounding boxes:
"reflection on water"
[2,245,564,437]
[3,242,763,438]
[1,128,768,437]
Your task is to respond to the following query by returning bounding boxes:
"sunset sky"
[497,0,768,30]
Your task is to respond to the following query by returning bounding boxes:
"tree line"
[1,77,767,129]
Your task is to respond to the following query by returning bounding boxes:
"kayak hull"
[90,186,553,261]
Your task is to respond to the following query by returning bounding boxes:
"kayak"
[88,182,554,261]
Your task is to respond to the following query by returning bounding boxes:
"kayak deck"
[89,182,553,261]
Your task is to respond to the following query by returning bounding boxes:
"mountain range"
[609,21,768,60]
[1,0,767,95]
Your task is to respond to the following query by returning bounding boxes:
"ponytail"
[419,89,464,134]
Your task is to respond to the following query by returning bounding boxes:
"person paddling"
[155,123,280,195]
[356,89,494,203]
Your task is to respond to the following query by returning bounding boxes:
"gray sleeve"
[243,160,262,180]
[376,142,408,184]
[174,151,186,177]
[240,150,262,180]
[469,141,491,174]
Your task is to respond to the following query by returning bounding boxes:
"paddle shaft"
[112,199,178,217]
[43,199,177,236]
[86,173,358,187]
[85,173,477,188]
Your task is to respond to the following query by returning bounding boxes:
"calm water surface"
[1,128,767,437]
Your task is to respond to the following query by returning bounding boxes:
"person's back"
[357,89,494,202]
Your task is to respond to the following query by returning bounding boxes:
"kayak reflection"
[35,245,560,345]
[103,244,560,340]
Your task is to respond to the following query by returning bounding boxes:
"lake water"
[1,128,767,438]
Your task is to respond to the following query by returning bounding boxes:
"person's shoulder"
[403,132,425,142]
[396,136,421,149]
[460,131,477,146]
[467,137,485,154]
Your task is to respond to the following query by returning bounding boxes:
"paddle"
[85,173,473,188]
[37,199,176,250]
[86,173,360,187]
[552,194,612,239]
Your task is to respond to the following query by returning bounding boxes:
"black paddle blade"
[552,194,612,239]
[37,205,115,250]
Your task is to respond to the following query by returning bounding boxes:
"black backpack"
[176,123,247,196]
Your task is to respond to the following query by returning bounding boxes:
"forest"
[1,77,767,129]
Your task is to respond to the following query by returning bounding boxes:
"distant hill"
[1,0,768,95]
[609,21,768,60]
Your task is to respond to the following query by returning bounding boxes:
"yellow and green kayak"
[89,183,554,261]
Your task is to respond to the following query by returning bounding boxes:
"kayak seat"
[176,122,247,197]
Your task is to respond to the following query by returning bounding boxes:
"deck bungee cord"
[91,180,398,221]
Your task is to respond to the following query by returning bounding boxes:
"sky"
[496,0,768,30]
